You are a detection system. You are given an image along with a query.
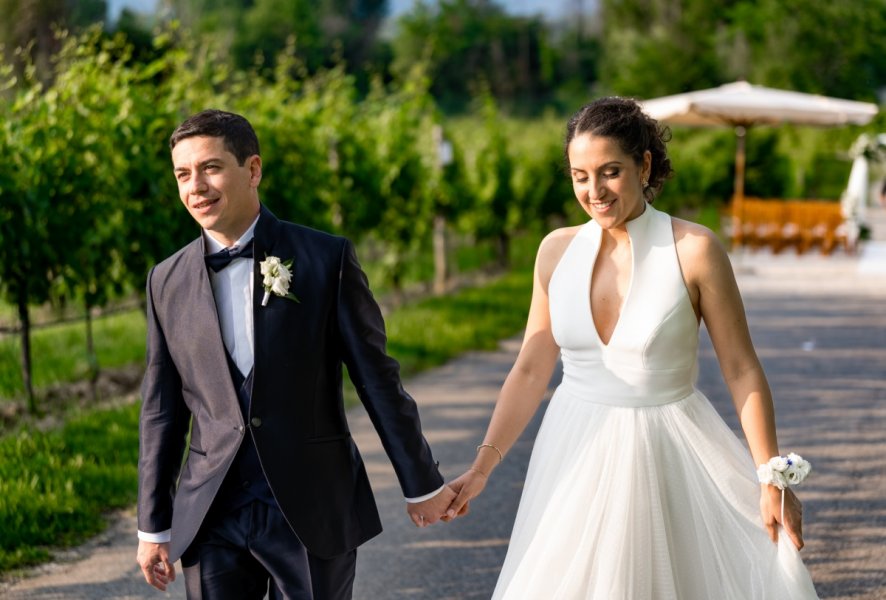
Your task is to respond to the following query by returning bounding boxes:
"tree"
[47,30,140,398]
[0,0,67,78]
[392,0,553,110]
[0,0,107,80]
[316,0,389,74]
[66,0,107,27]
[159,0,389,79]
[113,8,160,62]
[720,0,886,101]
[598,0,730,97]
[428,123,472,293]
[510,120,575,230]
[0,27,198,408]
[471,95,516,267]
[599,0,886,101]
[115,29,224,299]
[232,0,324,72]
[239,54,343,233]
[356,67,439,295]
[0,64,61,411]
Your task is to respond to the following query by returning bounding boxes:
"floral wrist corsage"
[756,453,812,490]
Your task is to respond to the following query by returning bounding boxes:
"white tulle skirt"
[493,388,819,600]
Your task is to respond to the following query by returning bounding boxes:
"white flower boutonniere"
[259,255,300,306]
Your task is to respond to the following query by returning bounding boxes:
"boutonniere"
[259,255,300,306]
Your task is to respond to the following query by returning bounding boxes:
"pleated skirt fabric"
[492,388,819,600]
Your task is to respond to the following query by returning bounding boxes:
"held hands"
[760,484,804,550]
[407,485,458,527]
[442,467,489,521]
[406,465,491,527]
[409,443,500,527]
[136,540,176,591]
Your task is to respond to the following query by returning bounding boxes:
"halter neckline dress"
[492,204,818,599]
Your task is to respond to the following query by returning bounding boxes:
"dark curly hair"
[565,97,673,202]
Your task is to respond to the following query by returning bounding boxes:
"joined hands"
[407,468,490,527]
[407,485,457,527]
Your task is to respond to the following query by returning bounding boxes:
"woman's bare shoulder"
[671,216,733,286]
[671,217,727,260]
[536,225,583,286]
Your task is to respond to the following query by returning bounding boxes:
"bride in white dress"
[444,97,819,599]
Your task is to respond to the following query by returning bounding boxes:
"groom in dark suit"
[136,109,455,599]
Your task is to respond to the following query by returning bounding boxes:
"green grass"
[0,310,147,400]
[0,263,536,574]
[0,402,140,572]
[387,267,533,377]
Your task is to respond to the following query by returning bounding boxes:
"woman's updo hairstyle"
[565,97,674,202]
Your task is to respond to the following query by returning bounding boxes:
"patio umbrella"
[639,81,878,243]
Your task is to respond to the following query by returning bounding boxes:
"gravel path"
[3,244,885,600]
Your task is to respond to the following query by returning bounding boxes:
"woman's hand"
[443,468,490,521]
[760,484,804,550]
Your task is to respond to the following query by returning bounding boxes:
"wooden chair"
[730,198,846,255]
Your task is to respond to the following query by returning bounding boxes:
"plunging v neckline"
[586,206,647,348]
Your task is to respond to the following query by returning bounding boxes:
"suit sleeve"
[336,240,444,498]
[137,266,192,535]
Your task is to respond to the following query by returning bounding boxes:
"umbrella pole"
[732,125,747,248]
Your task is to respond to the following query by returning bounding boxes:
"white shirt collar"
[203,213,260,254]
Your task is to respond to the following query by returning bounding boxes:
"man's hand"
[136,540,176,591]
[406,485,458,527]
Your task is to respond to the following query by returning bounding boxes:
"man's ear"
[248,155,262,187]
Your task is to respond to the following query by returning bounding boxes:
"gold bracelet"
[468,467,489,478]
[476,443,503,463]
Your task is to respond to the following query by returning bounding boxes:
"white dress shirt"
[204,222,257,377]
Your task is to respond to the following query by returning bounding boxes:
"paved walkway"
[355,246,886,600]
[3,232,885,599]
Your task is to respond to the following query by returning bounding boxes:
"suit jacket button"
[250,417,262,428]
[238,425,245,433]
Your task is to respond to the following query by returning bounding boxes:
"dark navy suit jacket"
[137,205,443,561]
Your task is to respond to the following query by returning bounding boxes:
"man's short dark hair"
[170,109,260,165]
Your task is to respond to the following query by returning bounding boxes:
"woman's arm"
[444,229,571,518]
[676,220,804,549]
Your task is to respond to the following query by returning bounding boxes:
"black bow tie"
[205,238,254,272]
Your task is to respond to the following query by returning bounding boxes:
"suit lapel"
[180,237,243,420]
[252,205,281,329]
[252,205,280,310]
[251,205,304,395]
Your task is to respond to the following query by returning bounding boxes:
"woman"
[444,97,819,599]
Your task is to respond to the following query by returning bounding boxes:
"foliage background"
[0,0,882,425]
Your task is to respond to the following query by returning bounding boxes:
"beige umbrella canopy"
[639,81,878,220]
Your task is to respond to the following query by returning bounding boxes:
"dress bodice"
[549,204,699,407]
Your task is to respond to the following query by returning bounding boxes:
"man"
[136,109,455,599]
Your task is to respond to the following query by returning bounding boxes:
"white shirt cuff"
[405,485,446,503]
[138,529,171,543]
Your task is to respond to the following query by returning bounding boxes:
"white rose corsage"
[756,453,812,490]
[259,256,300,306]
